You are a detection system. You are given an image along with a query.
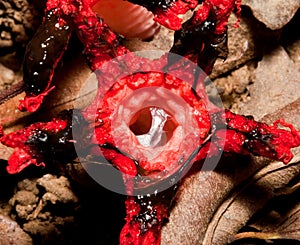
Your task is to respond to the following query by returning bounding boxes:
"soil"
[0,1,299,245]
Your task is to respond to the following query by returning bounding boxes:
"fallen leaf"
[162,52,300,245]
[234,196,300,242]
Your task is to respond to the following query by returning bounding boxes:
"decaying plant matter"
[0,0,300,244]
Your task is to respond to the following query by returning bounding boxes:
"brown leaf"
[242,0,300,30]
[262,97,300,129]
[240,46,300,120]
[161,155,300,245]
[234,201,300,242]
[203,160,300,244]
[162,52,300,244]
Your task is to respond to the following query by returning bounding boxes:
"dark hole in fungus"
[129,106,178,147]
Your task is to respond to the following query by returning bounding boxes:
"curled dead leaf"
[162,79,300,245]
[233,197,300,242]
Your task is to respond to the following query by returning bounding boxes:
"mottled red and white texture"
[1,1,300,245]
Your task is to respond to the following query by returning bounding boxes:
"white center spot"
[135,107,168,148]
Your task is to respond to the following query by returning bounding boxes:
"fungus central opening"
[129,106,178,148]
